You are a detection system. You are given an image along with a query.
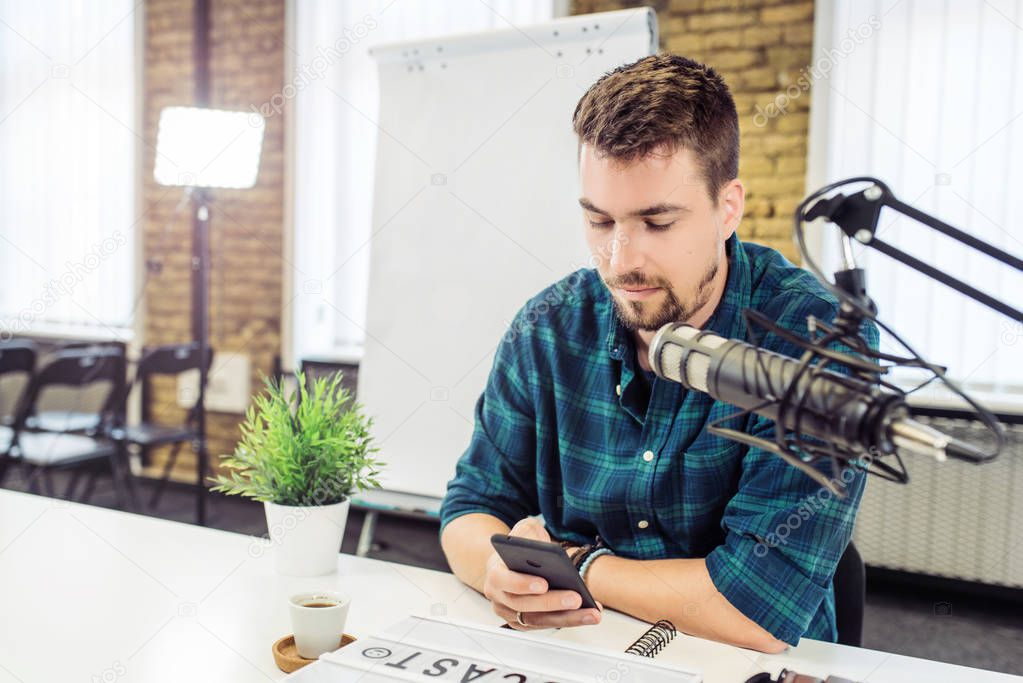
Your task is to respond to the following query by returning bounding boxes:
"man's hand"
[483,517,602,630]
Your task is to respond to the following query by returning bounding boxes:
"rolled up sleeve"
[706,288,878,645]
[440,323,540,533]
[705,425,866,645]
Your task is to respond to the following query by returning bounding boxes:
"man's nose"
[608,226,644,274]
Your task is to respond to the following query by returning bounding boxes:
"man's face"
[579,143,742,332]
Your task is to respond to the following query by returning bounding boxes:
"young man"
[439,54,878,652]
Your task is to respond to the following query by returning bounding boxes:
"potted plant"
[211,371,382,576]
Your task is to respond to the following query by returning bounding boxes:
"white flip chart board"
[358,9,658,499]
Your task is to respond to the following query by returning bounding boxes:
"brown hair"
[572,54,739,203]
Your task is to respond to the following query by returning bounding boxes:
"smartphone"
[490,534,598,610]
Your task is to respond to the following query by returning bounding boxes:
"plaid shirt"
[441,234,879,646]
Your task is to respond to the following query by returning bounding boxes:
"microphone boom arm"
[802,177,1023,323]
[793,176,1019,476]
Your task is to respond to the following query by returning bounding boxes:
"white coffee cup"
[289,591,351,659]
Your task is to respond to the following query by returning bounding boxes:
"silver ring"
[515,610,528,627]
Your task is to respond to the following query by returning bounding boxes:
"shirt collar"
[704,232,751,340]
[603,232,750,361]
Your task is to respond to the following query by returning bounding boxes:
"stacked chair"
[0,339,211,514]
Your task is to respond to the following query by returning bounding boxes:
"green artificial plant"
[210,371,382,506]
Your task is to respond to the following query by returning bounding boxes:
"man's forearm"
[442,514,785,651]
[440,512,511,593]
[586,554,787,653]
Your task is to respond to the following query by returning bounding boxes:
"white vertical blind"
[0,1,137,340]
[811,0,1023,398]
[288,0,557,364]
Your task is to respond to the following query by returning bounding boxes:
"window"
[808,0,1023,405]
[286,0,559,365]
[0,1,138,340]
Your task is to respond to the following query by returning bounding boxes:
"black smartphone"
[490,534,598,610]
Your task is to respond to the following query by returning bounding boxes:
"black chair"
[299,357,359,404]
[111,342,212,509]
[28,340,127,434]
[833,540,865,647]
[0,341,37,421]
[0,342,38,483]
[0,346,137,509]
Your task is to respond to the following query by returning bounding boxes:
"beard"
[604,253,721,332]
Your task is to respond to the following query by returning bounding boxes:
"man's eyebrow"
[577,198,690,217]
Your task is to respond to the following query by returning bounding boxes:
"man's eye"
[588,219,614,229]
[645,221,675,231]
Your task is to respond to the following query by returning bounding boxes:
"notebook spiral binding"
[624,619,677,658]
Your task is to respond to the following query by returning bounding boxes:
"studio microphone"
[648,322,985,463]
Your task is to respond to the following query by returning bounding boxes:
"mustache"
[604,271,669,289]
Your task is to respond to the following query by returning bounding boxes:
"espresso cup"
[289,591,351,659]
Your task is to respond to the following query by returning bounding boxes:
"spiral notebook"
[286,615,700,683]
[623,619,679,658]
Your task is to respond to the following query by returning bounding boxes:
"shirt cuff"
[438,503,520,538]
[705,533,828,646]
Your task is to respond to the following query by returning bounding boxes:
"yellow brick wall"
[141,0,286,480]
[572,0,815,262]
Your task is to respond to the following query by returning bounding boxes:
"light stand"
[194,191,210,525]
[154,109,264,525]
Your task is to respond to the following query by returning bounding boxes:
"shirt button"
[637,520,649,530]
[615,384,622,396]
[642,450,654,462]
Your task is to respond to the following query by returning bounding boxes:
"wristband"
[578,548,613,583]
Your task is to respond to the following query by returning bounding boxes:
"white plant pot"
[264,499,350,576]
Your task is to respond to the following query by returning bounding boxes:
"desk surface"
[0,490,1016,683]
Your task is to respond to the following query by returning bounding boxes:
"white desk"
[0,490,1016,683]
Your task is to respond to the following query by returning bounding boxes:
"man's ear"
[717,179,744,240]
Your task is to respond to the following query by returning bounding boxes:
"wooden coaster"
[272,633,357,673]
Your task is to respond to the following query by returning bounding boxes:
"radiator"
[853,418,1023,588]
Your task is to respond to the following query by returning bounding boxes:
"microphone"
[648,322,986,464]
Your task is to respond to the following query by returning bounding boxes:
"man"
[439,54,878,652]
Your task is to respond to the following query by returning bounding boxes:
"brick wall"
[141,0,286,479]
[571,0,814,262]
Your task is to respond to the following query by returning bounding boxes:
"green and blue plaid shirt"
[441,234,879,646]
